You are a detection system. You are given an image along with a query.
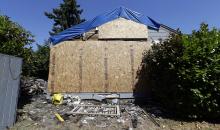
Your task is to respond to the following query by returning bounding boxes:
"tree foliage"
[30,42,50,80]
[143,23,220,119]
[45,0,85,35]
[0,15,34,76]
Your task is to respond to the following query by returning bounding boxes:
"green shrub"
[31,43,50,80]
[143,23,220,119]
[0,15,50,79]
[0,15,34,76]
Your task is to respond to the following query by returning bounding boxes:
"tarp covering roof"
[50,6,161,44]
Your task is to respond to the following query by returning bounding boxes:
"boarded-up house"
[48,7,177,98]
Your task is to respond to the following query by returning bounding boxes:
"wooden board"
[98,18,148,39]
[48,41,151,93]
[81,42,105,92]
[106,41,132,92]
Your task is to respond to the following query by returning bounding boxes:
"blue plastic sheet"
[50,6,161,44]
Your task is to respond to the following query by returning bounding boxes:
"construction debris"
[4,67,217,130]
[63,95,81,105]
[68,105,120,116]
[20,77,47,95]
[52,93,63,105]
[112,98,119,104]
[15,95,160,129]
[55,113,64,122]
[15,78,165,129]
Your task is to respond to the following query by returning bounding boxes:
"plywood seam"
[130,45,134,89]
[104,46,108,92]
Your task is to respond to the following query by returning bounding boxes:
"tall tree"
[45,0,85,35]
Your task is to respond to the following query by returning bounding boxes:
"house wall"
[48,41,151,93]
[48,18,174,95]
[148,27,171,43]
[84,18,172,42]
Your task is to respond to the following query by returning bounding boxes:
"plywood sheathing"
[98,18,148,39]
[81,42,105,92]
[48,41,151,93]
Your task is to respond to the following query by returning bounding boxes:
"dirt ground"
[9,94,220,130]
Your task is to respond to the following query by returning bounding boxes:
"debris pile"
[20,77,47,95]
[68,104,120,116]
[15,97,160,129]
[15,78,162,129]
[63,94,81,106]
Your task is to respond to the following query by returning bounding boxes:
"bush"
[143,23,220,119]
[0,15,34,76]
[31,43,50,80]
[0,15,50,79]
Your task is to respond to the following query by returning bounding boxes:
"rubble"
[10,79,220,130]
[15,77,164,129]
[15,95,161,129]
[63,95,81,105]
[112,98,119,104]
[20,77,47,96]
[55,113,64,122]
[68,104,120,116]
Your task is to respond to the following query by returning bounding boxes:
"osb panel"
[48,42,81,92]
[98,18,148,39]
[105,41,132,92]
[48,41,150,93]
[81,42,105,92]
[48,48,55,92]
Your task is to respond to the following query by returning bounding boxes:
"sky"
[1,0,220,47]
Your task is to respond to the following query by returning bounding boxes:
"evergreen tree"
[45,0,85,35]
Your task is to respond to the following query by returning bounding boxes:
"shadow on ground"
[17,78,33,110]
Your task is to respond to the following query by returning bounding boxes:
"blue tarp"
[50,6,161,45]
